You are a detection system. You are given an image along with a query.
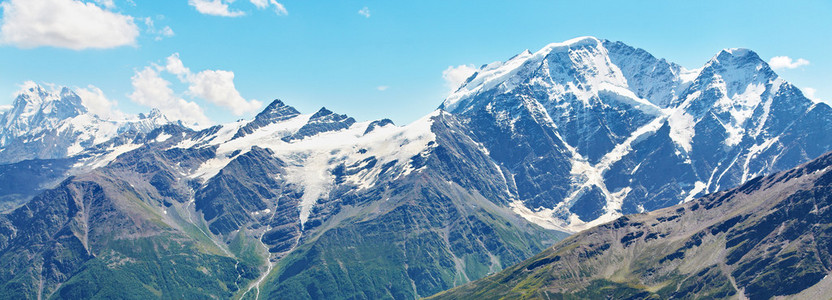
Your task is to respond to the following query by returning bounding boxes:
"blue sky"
[0,0,829,126]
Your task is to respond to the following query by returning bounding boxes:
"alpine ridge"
[0,37,830,299]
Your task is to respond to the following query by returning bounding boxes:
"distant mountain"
[0,83,173,212]
[0,82,173,164]
[0,37,831,299]
[429,149,832,299]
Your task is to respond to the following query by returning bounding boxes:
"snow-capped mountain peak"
[231,99,301,140]
[432,38,832,232]
[441,36,626,112]
[139,108,164,119]
[1,82,87,139]
[0,82,173,163]
[698,47,774,87]
[441,36,691,115]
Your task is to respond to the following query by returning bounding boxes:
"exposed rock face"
[429,151,832,300]
[232,99,301,140]
[281,107,357,142]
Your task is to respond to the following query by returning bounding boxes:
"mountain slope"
[0,101,567,299]
[442,37,832,231]
[428,150,832,299]
[259,112,565,299]
[0,130,261,299]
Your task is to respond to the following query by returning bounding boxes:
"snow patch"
[667,109,695,152]
[683,181,707,202]
[74,142,142,170]
[155,133,172,143]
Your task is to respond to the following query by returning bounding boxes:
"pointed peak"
[136,108,170,124]
[264,99,288,109]
[14,81,49,104]
[59,87,75,97]
[695,47,775,88]
[364,118,395,135]
[255,99,300,120]
[18,81,45,94]
[308,107,354,124]
[8,82,86,116]
[282,107,356,142]
[230,98,300,140]
[142,108,163,119]
[311,107,335,119]
[708,48,764,67]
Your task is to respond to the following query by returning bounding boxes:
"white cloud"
[144,17,175,41]
[0,105,11,113]
[187,70,262,115]
[164,53,262,116]
[250,0,288,15]
[376,85,389,91]
[803,87,818,100]
[271,1,288,15]
[802,87,828,104]
[769,56,810,70]
[158,26,175,39]
[249,0,268,8]
[74,85,125,120]
[442,64,477,92]
[165,53,190,77]
[0,0,139,50]
[188,0,245,17]
[93,0,115,9]
[129,66,211,127]
[358,7,370,18]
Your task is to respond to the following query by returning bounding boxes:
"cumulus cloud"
[129,66,211,127]
[165,54,190,77]
[376,86,389,91]
[144,17,175,41]
[164,53,262,115]
[186,70,262,115]
[0,105,12,113]
[250,0,288,15]
[769,56,810,70]
[358,7,370,18]
[0,0,139,50]
[74,85,125,120]
[188,0,245,17]
[442,64,477,92]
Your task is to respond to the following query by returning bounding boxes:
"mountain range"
[0,37,830,299]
